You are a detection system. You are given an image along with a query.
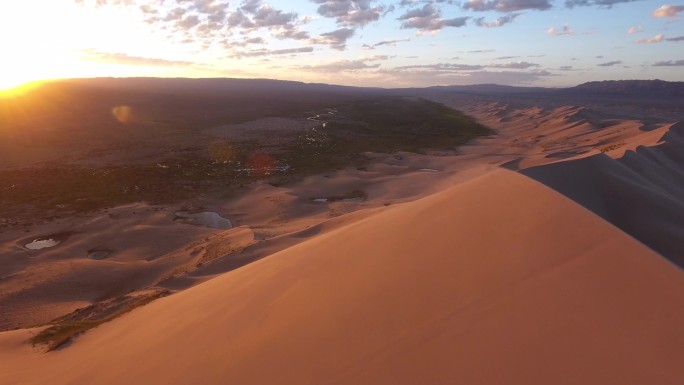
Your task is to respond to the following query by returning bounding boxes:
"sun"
[0,1,93,93]
[0,50,59,95]
[0,68,39,93]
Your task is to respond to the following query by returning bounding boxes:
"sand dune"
[522,121,684,266]
[2,90,683,384]
[1,169,683,385]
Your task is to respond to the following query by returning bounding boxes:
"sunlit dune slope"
[522,121,684,266]
[2,169,682,385]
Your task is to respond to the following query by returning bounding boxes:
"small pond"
[25,238,60,250]
[88,250,112,260]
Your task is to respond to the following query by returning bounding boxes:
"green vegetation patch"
[1,97,490,217]
[278,97,492,177]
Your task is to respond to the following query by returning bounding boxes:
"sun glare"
[0,72,38,92]
[0,1,107,93]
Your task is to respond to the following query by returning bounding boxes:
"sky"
[1,0,683,89]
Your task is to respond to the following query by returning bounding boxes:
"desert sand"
[1,92,682,384]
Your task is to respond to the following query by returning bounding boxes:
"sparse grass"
[313,189,368,202]
[29,290,169,351]
[30,321,101,351]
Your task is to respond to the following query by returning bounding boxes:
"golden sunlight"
[0,1,118,91]
[0,59,43,92]
[0,2,68,90]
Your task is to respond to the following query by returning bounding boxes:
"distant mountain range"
[563,80,684,97]
[6,77,684,103]
[422,79,684,98]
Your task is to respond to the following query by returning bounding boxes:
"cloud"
[178,14,201,29]
[635,34,664,44]
[250,5,298,28]
[362,53,555,85]
[547,25,574,35]
[227,1,311,40]
[398,3,469,32]
[462,0,551,12]
[558,65,574,70]
[653,5,684,18]
[311,28,356,50]
[487,61,540,69]
[139,4,157,14]
[459,69,554,84]
[597,60,622,66]
[652,59,684,66]
[131,0,311,49]
[627,26,643,34]
[495,56,519,60]
[365,37,412,48]
[232,46,314,58]
[666,35,684,41]
[359,54,394,61]
[299,59,381,72]
[473,13,521,28]
[80,49,196,67]
[565,0,640,8]
[394,63,485,71]
[392,60,539,71]
[312,0,385,26]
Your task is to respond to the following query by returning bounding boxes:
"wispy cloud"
[394,63,485,71]
[597,60,622,66]
[666,35,684,41]
[362,37,411,49]
[547,25,574,36]
[232,46,314,58]
[627,26,643,34]
[393,61,541,71]
[462,0,551,12]
[80,49,196,67]
[311,28,356,50]
[473,13,521,28]
[635,34,664,44]
[652,59,684,66]
[488,61,540,69]
[369,54,554,86]
[359,54,395,61]
[565,0,640,8]
[653,4,684,18]
[299,59,381,72]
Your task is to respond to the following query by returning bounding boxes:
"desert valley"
[0,77,682,384]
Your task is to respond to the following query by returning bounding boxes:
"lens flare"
[112,106,134,124]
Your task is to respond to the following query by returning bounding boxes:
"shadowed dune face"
[435,91,683,267]
[521,121,684,266]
